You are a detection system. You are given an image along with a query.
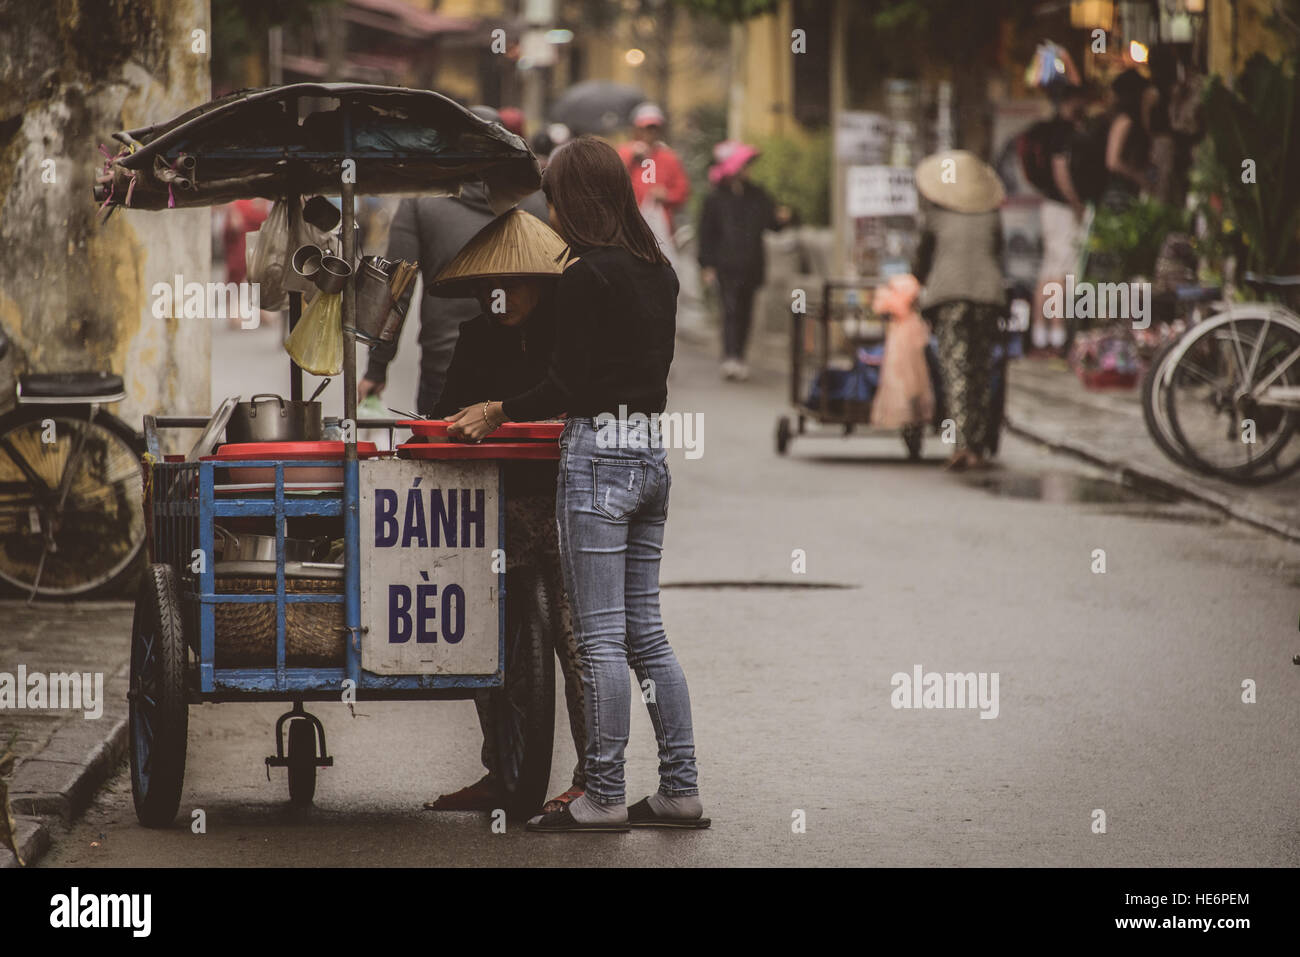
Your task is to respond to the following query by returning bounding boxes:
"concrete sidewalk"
[1004,359,1300,543]
[0,601,132,867]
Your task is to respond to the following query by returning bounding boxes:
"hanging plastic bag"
[285,292,343,376]
[247,199,292,310]
[248,197,333,309]
[870,275,935,429]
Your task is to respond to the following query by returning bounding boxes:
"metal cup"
[291,243,323,281]
[314,255,352,295]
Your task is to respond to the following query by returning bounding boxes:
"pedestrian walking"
[1021,83,1092,355]
[697,141,790,381]
[913,149,1006,471]
[445,135,708,833]
[616,103,690,234]
[1102,68,1152,210]
[358,106,549,414]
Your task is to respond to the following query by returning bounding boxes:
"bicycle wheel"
[1163,309,1300,483]
[1142,337,1194,468]
[0,407,146,597]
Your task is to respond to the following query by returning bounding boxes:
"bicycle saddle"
[18,371,126,401]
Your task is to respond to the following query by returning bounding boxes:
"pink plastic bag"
[870,275,935,429]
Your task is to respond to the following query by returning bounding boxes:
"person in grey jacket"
[359,109,549,413]
[912,150,1006,471]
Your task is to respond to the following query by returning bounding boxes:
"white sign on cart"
[359,459,501,676]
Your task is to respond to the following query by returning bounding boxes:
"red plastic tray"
[396,420,564,441]
[397,441,559,461]
[211,441,377,458]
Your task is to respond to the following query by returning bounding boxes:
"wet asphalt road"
[40,324,1300,867]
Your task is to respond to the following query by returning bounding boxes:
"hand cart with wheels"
[776,279,1014,459]
[776,278,936,458]
[105,84,558,825]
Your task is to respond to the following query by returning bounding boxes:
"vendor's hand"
[775,204,793,225]
[446,401,506,442]
[701,267,717,287]
[358,377,384,401]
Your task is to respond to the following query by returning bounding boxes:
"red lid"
[397,441,559,461]
[209,441,378,459]
[398,420,563,441]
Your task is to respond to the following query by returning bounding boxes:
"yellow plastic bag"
[285,292,343,376]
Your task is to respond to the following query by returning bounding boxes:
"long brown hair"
[540,135,670,266]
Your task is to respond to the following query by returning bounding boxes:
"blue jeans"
[556,417,700,805]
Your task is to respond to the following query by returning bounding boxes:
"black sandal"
[627,797,711,829]
[525,803,629,833]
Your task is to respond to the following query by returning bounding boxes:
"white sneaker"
[721,358,738,380]
[733,361,750,381]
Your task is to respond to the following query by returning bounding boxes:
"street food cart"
[101,84,557,825]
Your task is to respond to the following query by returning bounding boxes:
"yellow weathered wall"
[1209,0,1293,76]
[0,0,212,424]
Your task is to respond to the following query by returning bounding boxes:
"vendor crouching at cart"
[418,208,588,817]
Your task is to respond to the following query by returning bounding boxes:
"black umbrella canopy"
[549,81,647,136]
[95,83,540,213]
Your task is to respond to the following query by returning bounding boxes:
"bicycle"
[0,323,147,599]
[1143,273,1300,484]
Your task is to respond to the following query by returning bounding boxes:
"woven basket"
[214,575,345,668]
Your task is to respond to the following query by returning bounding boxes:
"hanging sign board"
[846,165,918,218]
[360,459,502,675]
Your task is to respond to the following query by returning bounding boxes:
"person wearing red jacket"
[616,103,690,233]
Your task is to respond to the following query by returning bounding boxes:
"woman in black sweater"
[422,267,593,818]
[447,136,707,832]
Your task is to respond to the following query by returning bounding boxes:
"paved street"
[29,323,1300,867]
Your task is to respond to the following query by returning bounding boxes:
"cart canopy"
[96,83,540,214]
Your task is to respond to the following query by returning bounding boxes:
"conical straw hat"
[914,149,1005,214]
[432,208,569,297]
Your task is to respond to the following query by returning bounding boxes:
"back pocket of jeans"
[592,459,646,520]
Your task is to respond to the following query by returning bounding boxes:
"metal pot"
[225,394,322,444]
[213,526,319,563]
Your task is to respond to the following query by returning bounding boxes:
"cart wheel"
[129,563,188,828]
[776,416,792,455]
[287,719,317,807]
[491,566,556,819]
[902,425,924,461]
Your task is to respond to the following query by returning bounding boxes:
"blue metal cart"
[108,85,556,826]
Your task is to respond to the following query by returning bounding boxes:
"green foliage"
[1087,198,1189,281]
[1201,53,1300,275]
[671,0,780,22]
[676,102,730,224]
[746,129,831,226]
[211,0,336,90]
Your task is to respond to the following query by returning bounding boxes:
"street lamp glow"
[1129,40,1149,63]
[624,48,646,67]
